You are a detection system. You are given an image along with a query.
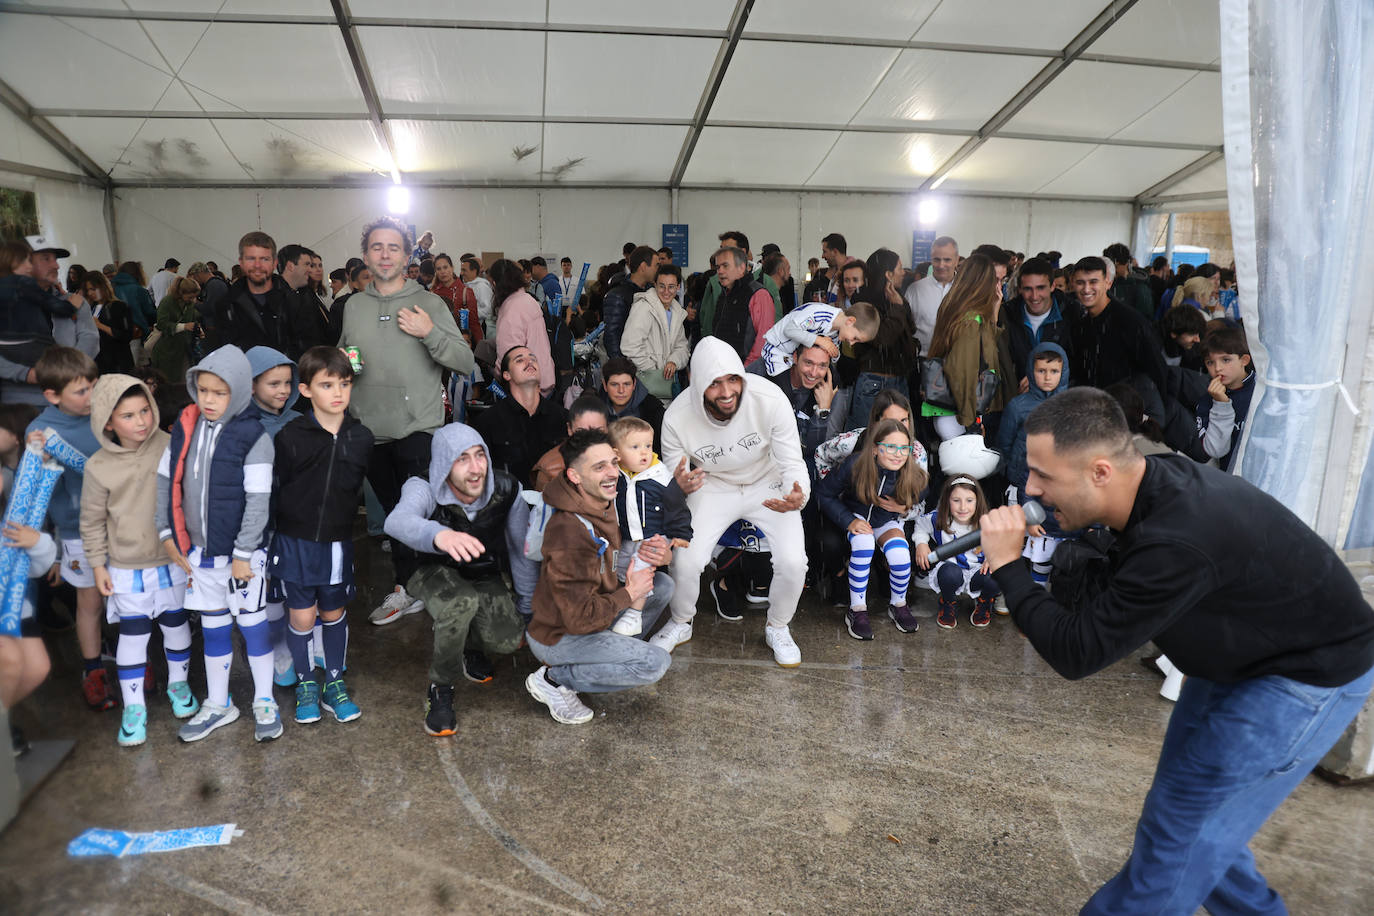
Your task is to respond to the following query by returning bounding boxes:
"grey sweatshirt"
[384,422,537,615]
[154,345,274,560]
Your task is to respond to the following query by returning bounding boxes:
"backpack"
[521,490,609,563]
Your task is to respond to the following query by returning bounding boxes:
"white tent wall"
[109,188,1130,279]
[0,173,113,273]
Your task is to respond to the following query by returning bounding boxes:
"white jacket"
[621,289,690,376]
[661,336,810,500]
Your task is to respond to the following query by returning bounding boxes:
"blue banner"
[662,224,689,268]
[912,229,937,267]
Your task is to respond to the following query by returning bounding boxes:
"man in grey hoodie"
[340,216,473,627]
[155,344,282,743]
[384,423,536,737]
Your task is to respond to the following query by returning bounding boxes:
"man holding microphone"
[979,387,1374,915]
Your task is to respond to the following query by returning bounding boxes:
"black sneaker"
[746,580,770,604]
[845,608,875,641]
[711,578,744,622]
[462,650,494,684]
[11,724,29,758]
[424,683,457,737]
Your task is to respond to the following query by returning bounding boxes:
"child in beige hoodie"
[80,375,198,747]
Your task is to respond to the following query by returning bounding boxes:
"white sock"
[201,611,234,708]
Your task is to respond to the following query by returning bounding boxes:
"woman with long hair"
[490,258,554,393]
[923,253,1009,439]
[151,277,201,381]
[846,247,917,431]
[82,271,135,373]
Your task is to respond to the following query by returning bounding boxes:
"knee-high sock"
[116,614,154,707]
[201,610,234,707]
[237,609,273,702]
[159,608,192,684]
[882,538,912,605]
[847,531,875,608]
[322,615,348,681]
[288,624,313,683]
[263,599,287,650]
[312,621,324,666]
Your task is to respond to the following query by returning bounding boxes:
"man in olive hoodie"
[524,429,672,725]
[339,216,473,625]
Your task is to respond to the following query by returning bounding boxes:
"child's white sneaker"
[611,609,642,637]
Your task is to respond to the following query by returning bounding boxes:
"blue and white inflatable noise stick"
[68,824,242,857]
[0,444,65,637]
[39,427,88,472]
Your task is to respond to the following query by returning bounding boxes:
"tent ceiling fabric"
[0,0,1227,201]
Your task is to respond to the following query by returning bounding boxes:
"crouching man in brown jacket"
[524,429,674,724]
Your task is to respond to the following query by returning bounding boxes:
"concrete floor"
[3,539,1373,915]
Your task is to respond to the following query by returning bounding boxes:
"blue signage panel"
[912,229,937,267]
[662,224,689,268]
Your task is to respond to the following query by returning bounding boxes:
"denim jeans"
[1082,664,1374,916]
[846,373,908,432]
[526,571,673,694]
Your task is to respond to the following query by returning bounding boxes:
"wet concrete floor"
[3,538,1372,915]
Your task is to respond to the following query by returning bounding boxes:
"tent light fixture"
[387,184,411,215]
[917,197,941,226]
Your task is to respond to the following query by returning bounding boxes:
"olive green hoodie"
[338,278,473,442]
[79,375,169,570]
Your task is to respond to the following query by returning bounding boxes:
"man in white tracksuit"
[651,336,810,667]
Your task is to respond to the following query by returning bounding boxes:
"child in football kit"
[914,475,1001,630]
[243,345,305,687]
[817,418,928,641]
[607,417,692,637]
[80,376,197,746]
[25,347,108,709]
[268,346,373,725]
[155,345,280,743]
[755,300,880,377]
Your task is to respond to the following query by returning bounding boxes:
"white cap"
[25,234,71,259]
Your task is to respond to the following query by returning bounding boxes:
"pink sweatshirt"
[494,290,555,393]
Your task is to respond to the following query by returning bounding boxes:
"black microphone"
[927,500,1046,563]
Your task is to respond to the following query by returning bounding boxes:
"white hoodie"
[661,336,810,500]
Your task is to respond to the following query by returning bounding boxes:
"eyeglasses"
[877,442,912,455]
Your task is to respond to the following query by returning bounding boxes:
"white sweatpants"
[669,476,808,628]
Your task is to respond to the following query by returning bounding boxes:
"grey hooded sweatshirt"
[155,345,274,560]
[383,422,537,615]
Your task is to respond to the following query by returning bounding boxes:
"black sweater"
[272,411,374,543]
[992,455,1374,686]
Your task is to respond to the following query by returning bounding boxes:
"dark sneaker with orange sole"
[936,597,958,630]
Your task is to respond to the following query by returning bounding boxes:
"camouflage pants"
[407,565,525,685]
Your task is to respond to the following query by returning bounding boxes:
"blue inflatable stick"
[68,824,240,857]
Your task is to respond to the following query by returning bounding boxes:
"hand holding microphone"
[928,501,1046,565]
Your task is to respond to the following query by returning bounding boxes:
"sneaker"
[294,680,322,724]
[746,580,770,604]
[764,625,801,667]
[525,666,594,725]
[117,704,147,747]
[253,699,284,742]
[322,679,361,723]
[845,608,874,641]
[82,668,116,711]
[936,597,958,630]
[888,604,919,633]
[178,702,240,742]
[369,586,424,625]
[611,609,642,637]
[272,642,296,687]
[424,683,457,737]
[994,596,1010,616]
[166,681,199,719]
[971,598,993,628]
[462,650,494,684]
[711,578,744,622]
[1160,668,1184,702]
[10,724,28,758]
[648,620,693,653]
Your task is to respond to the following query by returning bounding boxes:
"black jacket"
[221,275,298,356]
[600,381,665,453]
[852,286,917,377]
[290,287,341,353]
[1001,292,1072,386]
[427,469,519,579]
[712,275,766,363]
[272,411,374,542]
[993,455,1374,686]
[600,277,645,359]
[473,394,569,488]
[1065,298,1167,395]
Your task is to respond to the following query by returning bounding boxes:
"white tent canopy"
[0,0,1225,202]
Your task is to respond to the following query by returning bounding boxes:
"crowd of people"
[0,217,1256,747]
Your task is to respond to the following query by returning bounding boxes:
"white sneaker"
[648,620,692,653]
[525,667,594,725]
[369,586,425,625]
[611,609,642,637]
[764,625,801,668]
[1160,667,1184,702]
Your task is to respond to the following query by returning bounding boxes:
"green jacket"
[338,279,473,442]
[699,267,782,336]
